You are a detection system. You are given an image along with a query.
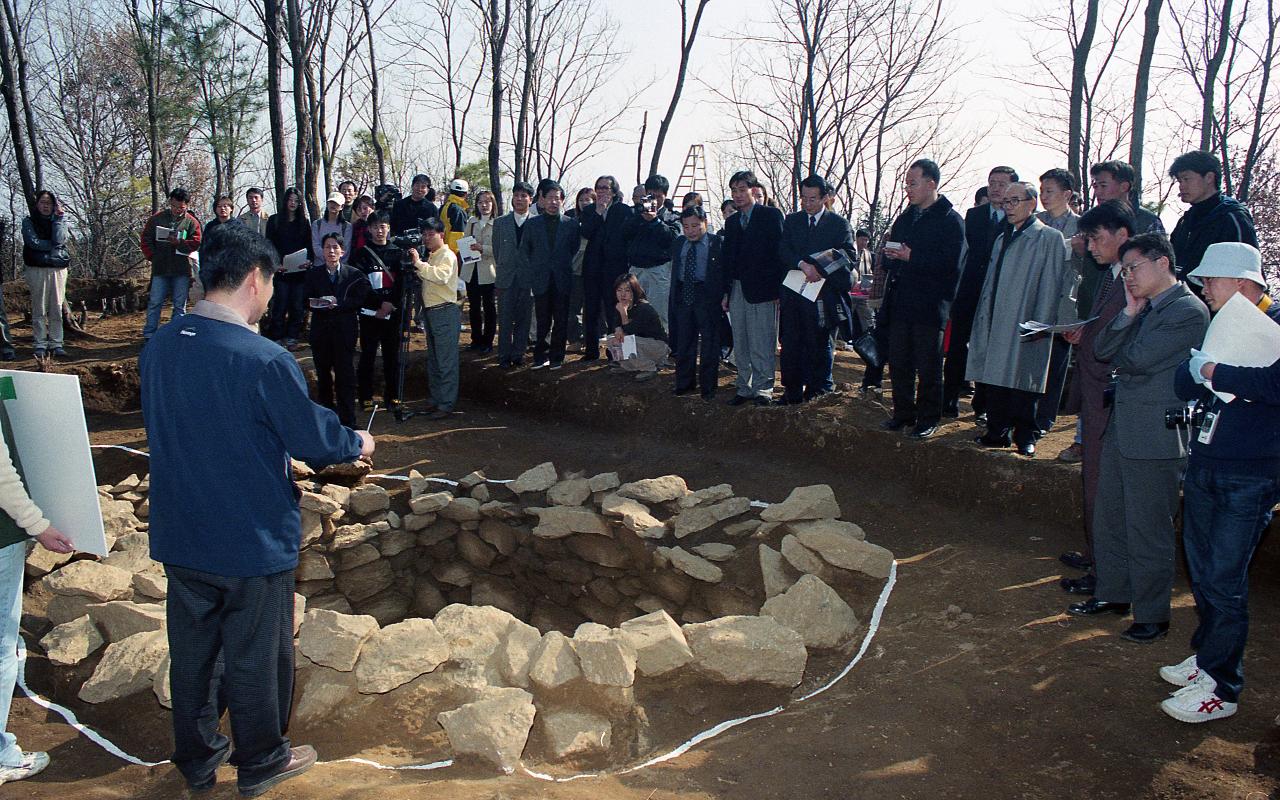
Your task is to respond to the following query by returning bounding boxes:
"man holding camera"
[410,217,461,419]
[352,211,404,411]
[1161,242,1279,722]
[623,174,681,330]
[1067,233,1209,642]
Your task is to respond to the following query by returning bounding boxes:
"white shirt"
[513,212,529,227]
[807,208,826,228]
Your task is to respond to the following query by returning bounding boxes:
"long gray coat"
[491,213,534,291]
[965,218,1078,393]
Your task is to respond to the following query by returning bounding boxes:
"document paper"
[457,236,481,264]
[281,249,309,272]
[783,269,824,302]
[1200,291,1280,403]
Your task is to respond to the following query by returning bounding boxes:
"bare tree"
[476,0,512,208]
[647,0,711,179]
[1130,0,1163,201]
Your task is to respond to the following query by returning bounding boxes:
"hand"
[615,301,628,317]
[1123,283,1147,317]
[800,263,822,283]
[1189,348,1215,385]
[1062,328,1083,345]
[376,301,394,320]
[1071,235,1087,255]
[640,208,656,222]
[721,295,730,312]
[36,526,74,554]
[408,248,422,265]
[356,430,376,458]
[596,196,610,213]
[470,243,482,253]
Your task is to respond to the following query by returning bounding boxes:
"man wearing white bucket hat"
[1163,241,1280,723]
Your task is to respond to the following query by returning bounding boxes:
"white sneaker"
[1160,679,1237,723]
[530,360,550,370]
[0,751,50,785]
[1159,654,1201,687]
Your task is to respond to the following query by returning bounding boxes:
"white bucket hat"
[1187,242,1266,287]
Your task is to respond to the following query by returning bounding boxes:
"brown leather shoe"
[237,745,317,798]
[1057,442,1083,463]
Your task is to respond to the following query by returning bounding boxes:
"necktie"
[682,242,698,305]
[1096,268,1116,308]
[809,215,817,231]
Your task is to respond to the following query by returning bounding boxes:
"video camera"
[641,194,660,214]
[391,230,422,251]
[374,184,402,212]
[1165,401,1207,429]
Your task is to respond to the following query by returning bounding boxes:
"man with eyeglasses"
[966,183,1078,457]
[1067,232,1208,643]
[577,175,632,360]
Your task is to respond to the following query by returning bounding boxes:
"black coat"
[518,213,582,295]
[266,213,314,283]
[952,205,1005,328]
[350,241,404,311]
[883,195,965,328]
[722,204,786,304]
[304,263,371,341]
[1170,193,1258,281]
[667,233,727,343]
[779,210,856,333]
[390,197,439,235]
[623,207,681,269]
[579,200,633,278]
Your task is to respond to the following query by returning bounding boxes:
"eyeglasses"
[1119,258,1158,276]
[999,196,1031,208]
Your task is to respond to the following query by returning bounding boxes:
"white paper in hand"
[783,269,824,302]
[155,225,172,241]
[282,249,309,272]
[1200,291,1280,402]
[457,236,481,264]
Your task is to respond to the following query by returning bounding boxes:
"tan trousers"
[608,336,670,373]
[25,266,66,349]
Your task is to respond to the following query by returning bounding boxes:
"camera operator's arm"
[410,247,455,287]
[1210,355,1280,406]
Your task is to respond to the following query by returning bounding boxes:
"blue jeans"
[1182,461,1280,702]
[143,275,190,338]
[0,541,27,766]
[425,302,461,411]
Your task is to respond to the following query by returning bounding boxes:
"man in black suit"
[519,179,581,369]
[668,206,726,400]
[304,232,371,426]
[882,158,966,438]
[944,166,1017,418]
[577,174,632,360]
[722,170,786,406]
[777,175,856,404]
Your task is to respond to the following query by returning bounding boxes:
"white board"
[0,370,107,556]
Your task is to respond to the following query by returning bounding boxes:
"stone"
[24,546,72,578]
[495,620,544,689]
[307,593,354,614]
[470,576,527,619]
[300,509,324,548]
[761,575,860,650]
[403,512,435,532]
[331,523,378,550]
[759,544,796,599]
[386,510,402,529]
[41,615,104,666]
[317,460,372,483]
[724,519,763,538]
[456,531,498,569]
[707,496,752,522]
[587,472,620,493]
[458,470,487,491]
[470,484,491,503]
[587,578,624,608]
[294,665,359,726]
[539,709,613,760]
[659,546,724,583]
[290,459,315,479]
[440,496,483,522]
[296,549,335,582]
[135,498,149,519]
[153,654,171,708]
[619,610,693,677]
[335,559,395,602]
[479,501,524,522]
[478,519,520,556]
[759,484,841,522]
[99,498,140,544]
[527,631,581,690]
[602,494,666,538]
[566,535,630,568]
[356,590,411,627]
[780,535,834,582]
[113,530,150,553]
[683,615,807,688]
[617,475,688,504]
[692,543,737,562]
[787,518,866,541]
[432,604,518,667]
[378,529,416,558]
[795,532,894,579]
[531,506,610,539]
[432,562,474,588]
[571,624,637,687]
[87,600,165,642]
[643,571,692,605]
[410,491,453,515]
[413,582,448,617]
[297,609,379,671]
[101,548,157,575]
[348,484,390,517]
[133,572,168,600]
[547,478,592,507]
[320,483,352,509]
[545,559,593,585]
[294,594,307,635]
[43,561,133,602]
[299,491,343,516]
[79,630,169,703]
[338,543,381,571]
[437,687,536,774]
[46,594,95,626]
[698,585,760,617]
[677,483,734,508]
[110,473,141,494]
[355,618,451,693]
[509,462,558,494]
[407,470,431,498]
[671,506,717,539]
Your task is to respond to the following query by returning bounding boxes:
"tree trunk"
[285,0,313,215]
[1068,0,1100,184]
[362,0,385,186]
[648,0,711,180]
[1129,0,1162,204]
[1239,0,1277,202]
[1200,0,1234,151]
[0,10,34,208]
[636,110,648,186]
[486,0,510,211]
[513,0,534,184]
[0,0,39,192]
[264,0,289,202]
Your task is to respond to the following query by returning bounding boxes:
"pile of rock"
[26,462,894,773]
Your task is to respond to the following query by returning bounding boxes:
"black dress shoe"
[752,396,771,406]
[882,418,914,431]
[673,386,697,396]
[774,396,804,406]
[1120,622,1169,643]
[1067,597,1130,616]
[974,434,1011,448]
[1060,573,1097,594]
[1059,551,1093,571]
[580,351,599,362]
[1017,442,1036,457]
[700,392,715,401]
[909,423,938,439]
[727,395,751,406]
[942,405,960,418]
[975,412,988,428]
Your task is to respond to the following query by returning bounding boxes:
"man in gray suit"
[492,180,536,367]
[1068,232,1209,642]
[520,179,581,369]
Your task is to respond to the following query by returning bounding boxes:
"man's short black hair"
[855,228,871,239]
[644,174,670,194]
[512,180,535,197]
[910,159,941,184]
[338,180,356,190]
[1168,150,1222,186]
[1090,160,1135,186]
[169,187,190,202]
[990,166,1019,181]
[537,178,564,198]
[680,205,707,221]
[729,170,761,189]
[246,186,263,198]
[1118,232,1177,272]
[201,224,279,293]
[420,216,445,233]
[798,174,832,196]
[411,174,431,186]
[367,211,391,227]
[721,199,736,213]
[1077,199,1136,236]
[320,231,345,249]
[1040,168,1078,192]
[975,186,989,204]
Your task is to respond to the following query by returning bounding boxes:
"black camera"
[375,184,402,212]
[642,194,659,214]
[1165,402,1207,429]
[390,230,421,250]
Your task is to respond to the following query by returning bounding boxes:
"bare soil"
[6,310,1280,800]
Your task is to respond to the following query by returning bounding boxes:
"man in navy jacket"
[668,206,726,399]
[520,179,582,368]
[141,224,374,797]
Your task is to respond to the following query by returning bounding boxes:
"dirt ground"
[6,309,1280,800]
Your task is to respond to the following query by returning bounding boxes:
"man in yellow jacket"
[440,179,471,259]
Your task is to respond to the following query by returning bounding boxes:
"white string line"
[74,442,896,780]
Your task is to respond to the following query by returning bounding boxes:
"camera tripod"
[393,249,423,423]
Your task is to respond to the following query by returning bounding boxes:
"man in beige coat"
[966,182,1078,456]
